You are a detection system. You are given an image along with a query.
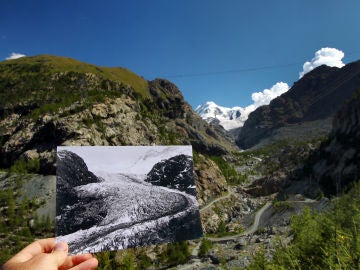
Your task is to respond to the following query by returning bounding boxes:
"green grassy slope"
[0,55,149,109]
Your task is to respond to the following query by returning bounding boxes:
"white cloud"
[224,82,290,127]
[5,52,26,60]
[299,47,345,78]
[248,82,289,109]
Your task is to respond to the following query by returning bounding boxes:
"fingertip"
[68,253,96,266]
[53,242,68,252]
[78,257,98,270]
[51,242,68,266]
[90,257,99,268]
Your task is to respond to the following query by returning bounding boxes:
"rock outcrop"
[56,150,106,235]
[193,154,228,206]
[145,154,196,196]
[237,60,360,149]
[57,150,100,187]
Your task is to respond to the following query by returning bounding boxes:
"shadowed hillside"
[237,60,360,149]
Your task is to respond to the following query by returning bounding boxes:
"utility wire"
[161,50,360,79]
[163,62,302,78]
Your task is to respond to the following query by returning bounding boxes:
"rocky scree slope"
[0,55,236,203]
[237,60,360,149]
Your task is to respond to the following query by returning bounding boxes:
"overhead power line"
[162,50,360,79]
[163,62,303,78]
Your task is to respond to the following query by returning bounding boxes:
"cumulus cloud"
[5,52,26,60]
[299,47,345,78]
[233,82,290,123]
[247,82,289,110]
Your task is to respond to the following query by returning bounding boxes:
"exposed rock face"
[57,150,100,187]
[56,150,106,235]
[148,79,191,119]
[194,154,228,206]
[0,60,235,173]
[145,154,196,196]
[306,93,360,195]
[237,61,360,149]
[148,79,233,156]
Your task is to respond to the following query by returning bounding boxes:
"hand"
[2,238,98,270]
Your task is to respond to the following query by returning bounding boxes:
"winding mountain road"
[198,186,272,242]
[208,202,272,242]
[203,198,317,244]
[242,202,272,235]
[200,188,235,212]
[190,200,272,257]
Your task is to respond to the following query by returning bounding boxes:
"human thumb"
[51,242,68,266]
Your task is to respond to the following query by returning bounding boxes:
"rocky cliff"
[237,60,360,149]
[305,92,360,195]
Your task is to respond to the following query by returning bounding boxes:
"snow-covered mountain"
[195,101,251,130]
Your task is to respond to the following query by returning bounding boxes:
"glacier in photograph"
[56,146,203,254]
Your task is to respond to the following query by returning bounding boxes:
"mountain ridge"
[236,60,360,149]
[0,54,149,98]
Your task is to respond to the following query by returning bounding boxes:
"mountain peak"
[195,101,248,130]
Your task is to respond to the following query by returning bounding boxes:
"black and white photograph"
[56,145,203,254]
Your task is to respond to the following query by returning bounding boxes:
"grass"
[198,238,213,257]
[0,54,149,109]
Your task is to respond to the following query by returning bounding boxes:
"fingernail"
[54,242,68,252]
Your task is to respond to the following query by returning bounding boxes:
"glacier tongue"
[57,171,203,254]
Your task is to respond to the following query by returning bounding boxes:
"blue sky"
[1,0,360,108]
